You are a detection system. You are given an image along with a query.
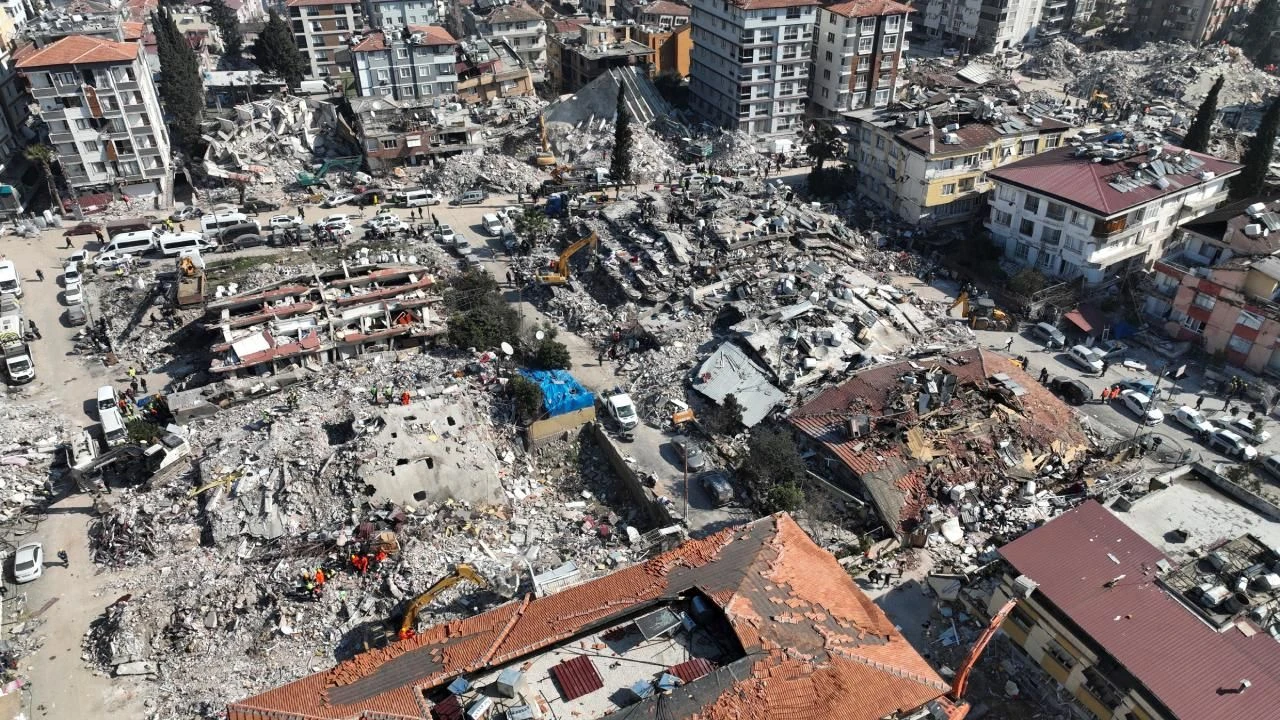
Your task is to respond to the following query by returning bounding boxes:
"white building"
[19,35,172,205]
[287,0,365,81]
[466,2,546,69]
[350,25,458,100]
[985,144,1241,286]
[689,0,816,135]
[364,0,442,30]
[809,0,910,115]
[918,0,1043,53]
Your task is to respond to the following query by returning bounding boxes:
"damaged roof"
[691,342,785,427]
[824,0,913,17]
[790,347,1087,533]
[1000,501,1280,720]
[16,34,139,68]
[228,513,953,720]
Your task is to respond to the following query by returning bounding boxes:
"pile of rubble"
[0,403,69,518]
[422,153,544,194]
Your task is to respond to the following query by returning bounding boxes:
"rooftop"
[228,513,957,720]
[285,0,361,7]
[1180,196,1280,257]
[15,34,139,68]
[481,1,544,24]
[1001,500,1280,720]
[351,25,457,52]
[637,0,691,16]
[730,0,819,9]
[987,144,1243,218]
[824,0,913,17]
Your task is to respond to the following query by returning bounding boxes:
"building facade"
[985,144,1240,285]
[342,97,483,172]
[634,22,691,77]
[455,37,535,104]
[848,100,1069,227]
[549,24,653,92]
[917,0,1043,53]
[18,35,172,205]
[689,0,816,134]
[636,0,690,26]
[286,0,364,81]
[466,1,547,69]
[1125,0,1252,45]
[364,0,442,30]
[810,0,910,115]
[350,25,458,100]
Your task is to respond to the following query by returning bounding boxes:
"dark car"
[1048,376,1093,406]
[699,471,735,508]
[240,198,281,215]
[233,234,266,249]
[353,189,390,207]
[65,304,88,326]
[671,435,708,471]
[218,223,262,248]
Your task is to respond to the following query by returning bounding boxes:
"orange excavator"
[946,575,1039,717]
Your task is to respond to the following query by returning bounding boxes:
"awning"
[1063,310,1092,333]
[1063,304,1107,336]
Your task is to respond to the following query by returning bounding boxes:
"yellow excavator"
[538,232,598,285]
[397,564,489,640]
[532,116,557,166]
[949,291,1011,330]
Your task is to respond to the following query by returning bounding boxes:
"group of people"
[368,386,412,406]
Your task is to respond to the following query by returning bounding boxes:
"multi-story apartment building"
[340,96,483,172]
[350,24,458,100]
[848,99,1069,226]
[917,0,1043,53]
[637,0,690,27]
[287,0,365,81]
[1144,198,1280,373]
[548,24,653,93]
[455,37,536,104]
[465,1,547,69]
[581,0,618,21]
[985,143,1240,286]
[1125,0,1251,45]
[634,20,692,77]
[810,0,910,115]
[689,0,816,135]
[18,35,172,204]
[364,0,441,31]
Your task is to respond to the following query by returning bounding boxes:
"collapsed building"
[790,347,1089,542]
[337,97,485,173]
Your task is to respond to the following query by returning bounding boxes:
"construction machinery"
[397,564,490,640]
[948,291,1011,330]
[297,156,363,187]
[532,116,556,166]
[538,232,598,285]
[1088,89,1112,113]
[948,576,1039,711]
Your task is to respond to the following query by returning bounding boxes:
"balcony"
[29,85,58,99]
[48,132,74,145]
[115,81,139,92]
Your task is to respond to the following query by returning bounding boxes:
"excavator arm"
[398,564,489,639]
[949,597,1020,702]
[539,232,599,285]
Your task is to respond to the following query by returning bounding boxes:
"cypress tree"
[252,10,307,88]
[610,87,632,193]
[1230,98,1280,201]
[208,0,243,60]
[152,8,205,151]
[1182,75,1223,153]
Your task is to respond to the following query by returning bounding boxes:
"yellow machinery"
[949,292,1010,330]
[538,232,598,285]
[532,116,557,166]
[398,564,489,640]
[1089,89,1112,112]
[178,256,199,277]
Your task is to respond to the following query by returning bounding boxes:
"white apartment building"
[918,0,1043,53]
[689,0,816,135]
[467,2,546,69]
[810,0,910,115]
[287,0,365,80]
[350,25,458,100]
[364,0,442,30]
[985,145,1241,286]
[19,35,172,204]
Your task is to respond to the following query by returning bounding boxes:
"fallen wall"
[526,405,596,447]
[588,422,676,528]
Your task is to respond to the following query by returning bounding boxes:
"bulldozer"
[538,231,598,285]
[948,291,1011,331]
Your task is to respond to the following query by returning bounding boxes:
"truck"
[0,316,33,383]
[602,389,639,430]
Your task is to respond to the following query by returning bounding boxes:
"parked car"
[318,214,350,228]
[1261,454,1280,480]
[169,205,204,221]
[13,541,42,583]
[1029,322,1066,348]
[1120,390,1163,425]
[90,250,136,269]
[1220,416,1272,445]
[240,198,281,215]
[63,284,84,306]
[1067,344,1105,374]
[699,471,735,508]
[1113,378,1157,397]
[1173,406,1216,438]
[671,435,708,471]
[1208,428,1258,460]
[231,234,266,249]
[1097,339,1129,359]
[65,304,87,326]
[434,224,457,244]
[1048,376,1092,405]
[452,190,487,205]
[321,193,356,208]
[268,215,298,230]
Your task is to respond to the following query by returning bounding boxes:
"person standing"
[1003,337,1014,352]
[1195,395,1204,411]
[57,550,69,567]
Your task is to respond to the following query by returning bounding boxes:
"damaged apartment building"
[790,347,1089,542]
[337,96,484,172]
[202,265,445,377]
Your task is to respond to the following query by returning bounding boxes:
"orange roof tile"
[228,514,949,720]
[122,21,145,41]
[352,25,457,53]
[16,35,140,69]
[825,0,913,17]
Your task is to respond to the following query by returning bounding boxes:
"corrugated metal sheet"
[668,657,716,684]
[550,655,603,701]
[1000,501,1280,720]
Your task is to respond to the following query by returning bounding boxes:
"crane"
[397,564,489,640]
[948,575,1039,707]
[538,232,598,285]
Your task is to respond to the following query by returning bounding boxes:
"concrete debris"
[422,153,543,194]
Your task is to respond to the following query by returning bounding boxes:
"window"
[1041,227,1062,245]
[1046,202,1066,221]
[980,148,993,162]
[119,160,140,175]
[55,72,75,85]
[1069,210,1090,228]
[1014,242,1029,259]
[114,139,133,155]
[993,210,1012,226]
[310,20,323,32]
[399,67,412,78]
[823,69,831,80]
[1192,292,1216,311]
[1020,139,1037,155]
[335,17,348,30]
[1019,219,1036,237]
[1182,316,1205,333]
[1043,639,1076,669]
[941,183,956,196]
[1044,135,1060,149]
[855,73,869,89]
[314,49,328,61]
[958,177,975,192]
[858,36,873,53]
[1228,334,1255,354]
[377,69,389,82]
[861,17,875,33]
[1238,310,1265,330]
[1065,237,1083,253]
[997,186,1018,203]
[381,139,398,149]
[786,6,801,18]
[874,89,889,106]
[1023,195,1040,213]
[74,118,92,130]
[90,162,106,173]
[882,35,897,51]
[886,15,901,31]
[397,47,409,59]
[827,32,834,42]
[60,96,83,109]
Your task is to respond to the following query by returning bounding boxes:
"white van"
[100,406,127,447]
[401,189,439,208]
[481,213,504,236]
[200,212,249,237]
[105,229,159,256]
[0,261,22,298]
[157,232,211,257]
[96,385,118,419]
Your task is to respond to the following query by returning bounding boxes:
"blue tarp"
[519,369,595,417]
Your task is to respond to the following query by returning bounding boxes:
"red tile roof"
[1000,501,1280,720]
[987,145,1243,218]
[638,0,692,16]
[732,0,818,7]
[550,655,603,700]
[228,514,950,720]
[122,21,145,41]
[16,35,140,69]
[824,0,913,17]
[352,26,457,52]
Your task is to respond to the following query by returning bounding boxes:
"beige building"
[810,0,911,115]
[286,0,365,81]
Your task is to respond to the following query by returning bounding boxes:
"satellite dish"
[535,330,545,341]
[500,342,514,356]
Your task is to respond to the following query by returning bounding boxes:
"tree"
[23,144,62,213]
[509,375,544,421]
[609,87,632,194]
[1182,75,1223,153]
[741,428,807,513]
[444,271,520,350]
[1008,267,1048,296]
[253,9,307,88]
[208,0,243,60]
[528,338,571,370]
[514,207,552,247]
[1230,98,1280,201]
[803,123,846,172]
[1240,0,1280,66]
[709,393,744,434]
[152,8,204,150]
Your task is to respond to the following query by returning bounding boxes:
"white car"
[268,215,298,230]
[1220,416,1272,445]
[435,224,456,244]
[91,250,135,269]
[321,193,356,208]
[318,214,350,228]
[1120,390,1163,425]
[13,542,42,583]
[1173,406,1216,437]
[1067,345,1105,374]
[1209,429,1258,460]
[63,283,84,306]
